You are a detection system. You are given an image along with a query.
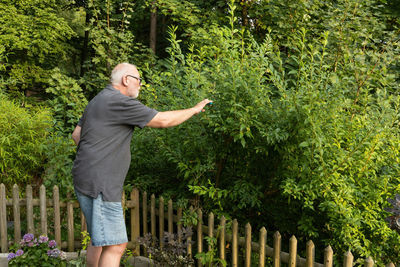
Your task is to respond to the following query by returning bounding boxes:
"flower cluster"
[7,233,67,266]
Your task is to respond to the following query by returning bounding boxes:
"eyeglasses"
[126,75,143,85]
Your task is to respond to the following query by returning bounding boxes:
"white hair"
[110,63,137,85]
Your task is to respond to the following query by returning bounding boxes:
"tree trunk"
[80,6,90,78]
[150,0,157,54]
[241,0,248,27]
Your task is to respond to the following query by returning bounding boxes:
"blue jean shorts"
[75,189,128,247]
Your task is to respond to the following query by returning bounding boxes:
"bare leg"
[98,242,127,267]
[86,242,103,267]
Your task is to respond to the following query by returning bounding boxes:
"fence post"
[365,256,374,267]
[187,206,193,257]
[259,227,267,267]
[131,188,140,255]
[197,209,203,267]
[245,223,252,267]
[324,245,333,267]
[151,194,156,240]
[142,191,148,256]
[289,235,297,267]
[12,184,21,243]
[232,219,238,267]
[343,251,353,267]
[306,240,315,267]
[67,192,74,252]
[159,196,164,248]
[0,183,7,253]
[273,231,281,267]
[177,207,182,243]
[53,186,61,248]
[40,185,47,235]
[168,199,173,234]
[142,191,148,235]
[26,185,34,234]
[219,216,226,261]
[208,212,214,252]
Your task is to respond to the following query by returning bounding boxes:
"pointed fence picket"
[0,183,397,266]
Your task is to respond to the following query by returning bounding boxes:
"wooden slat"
[289,235,297,267]
[159,196,164,248]
[142,191,148,256]
[67,193,74,252]
[187,206,193,257]
[343,251,353,267]
[53,186,61,248]
[306,241,315,267]
[177,207,182,243]
[259,227,267,267]
[0,184,7,252]
[197,209,203,267]
[245,223,252,267]
[40,185,47,235]
[12,184,21,243]
[80,210,86,233]
[131,188,140,255]
[151,194,156,240]
[26,185,34,234]
[365,256,374,267]
[219,216,226,261]
[142,191,148,235]
[168,199,173,234]
[324,245,333,267]
[232,219,238,267]
[273,231,281,267]
[208,212,214,252]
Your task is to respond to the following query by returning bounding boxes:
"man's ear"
[121,76,129,86]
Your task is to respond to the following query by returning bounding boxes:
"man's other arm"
[146,99,212,128]
[72,125,81,145]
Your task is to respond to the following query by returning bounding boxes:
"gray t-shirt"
[72,84,158,201]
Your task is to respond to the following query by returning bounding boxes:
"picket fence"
[0,184,397,267]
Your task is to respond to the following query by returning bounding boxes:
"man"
[71,62,211,267]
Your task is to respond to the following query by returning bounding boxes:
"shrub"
[7,233,67,267]
[0,94,52,188]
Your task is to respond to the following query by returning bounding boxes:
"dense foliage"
[1,0,399,264]
[0,94,52,187]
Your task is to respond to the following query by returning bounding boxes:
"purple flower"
[7,253,16,261]
[39,235,49,243]
[47,248,61,258]
[23,233,34,242]
[48,240,57,248]
[27,242,35,247]
[15,249,24,256]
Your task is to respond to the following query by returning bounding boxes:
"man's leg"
[98,242,127,267]
[86,242,102,267]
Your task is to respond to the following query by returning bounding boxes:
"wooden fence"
[0,183,397,267]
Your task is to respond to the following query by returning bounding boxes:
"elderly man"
[71,62,211,267]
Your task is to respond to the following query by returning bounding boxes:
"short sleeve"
[109,97,158,128]
[77,116,84,126]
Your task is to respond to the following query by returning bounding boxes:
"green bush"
[0,94,52,188]
[128,0,400,263]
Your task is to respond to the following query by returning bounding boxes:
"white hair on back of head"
[110,62,137,85]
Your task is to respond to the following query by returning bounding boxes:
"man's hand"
[192,99,213,114]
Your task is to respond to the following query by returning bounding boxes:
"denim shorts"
[75,189,128,247]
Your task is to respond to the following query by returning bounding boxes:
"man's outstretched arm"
[146,99,212,128]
